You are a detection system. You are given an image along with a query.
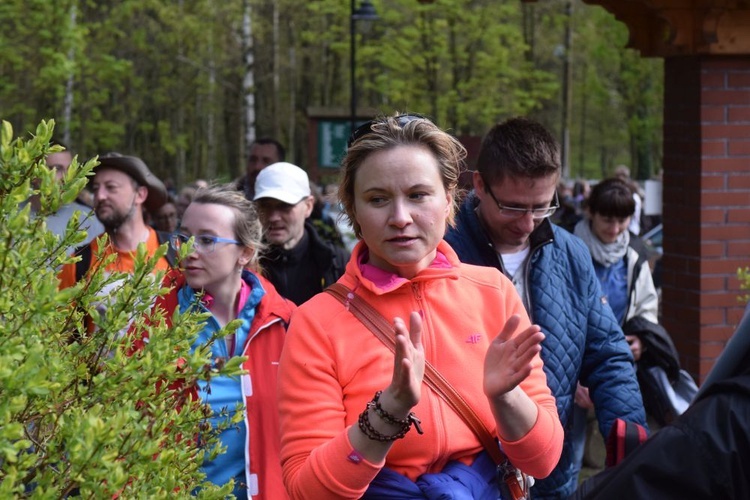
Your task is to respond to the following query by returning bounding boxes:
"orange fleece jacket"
[58,227,171,289]
[278,241,563,499]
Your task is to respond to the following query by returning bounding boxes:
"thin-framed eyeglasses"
[170,233,241,254]
[347,113,428,148]
[482,177,559,220]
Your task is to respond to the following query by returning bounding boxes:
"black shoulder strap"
[75,243,93,282]
[156,230,177,268]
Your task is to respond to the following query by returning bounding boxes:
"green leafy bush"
[738,267,750,305]
[0,120,240,498]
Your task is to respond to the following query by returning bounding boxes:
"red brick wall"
[662,56,750,383]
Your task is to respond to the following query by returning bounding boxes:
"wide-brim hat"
[94,153,167,213]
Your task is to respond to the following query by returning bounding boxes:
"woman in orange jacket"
[277,115,563,499]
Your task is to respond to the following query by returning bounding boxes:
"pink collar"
[201,278,252,316]
[358,248,452,291]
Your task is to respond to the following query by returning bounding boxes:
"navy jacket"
[445,192,647,499]
[260,221,348,306]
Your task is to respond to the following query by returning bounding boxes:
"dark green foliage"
[0,0,663,182]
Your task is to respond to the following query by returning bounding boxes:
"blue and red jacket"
[147,269,295,500]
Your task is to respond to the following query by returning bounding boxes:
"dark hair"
[573,179,589,198]
[476,117,560,185]
[586,177,635,218]
[339,114,465,238]
[252,137,286,162]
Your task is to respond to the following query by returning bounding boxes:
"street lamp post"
[350,0,379,134]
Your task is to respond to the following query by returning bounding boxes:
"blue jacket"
[363,451,500,500]
[445,192,647,499]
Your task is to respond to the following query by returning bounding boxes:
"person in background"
[235,137,285,200]
[253,162,348,306]
[29,141,104,251]
[574,177,659,328]
[572,179,590,214]
[573,177,689,429]
[277,114,563,498]
[175,185,197,219]
[308,180,345,249]
[150,185,294,499]
[58,153,173,288]
[444,117,647,499]
[569,177,661,474]
[614,165,643,236]
[152,197,179,233]
[323,181,359,252]
[551,180,580,232]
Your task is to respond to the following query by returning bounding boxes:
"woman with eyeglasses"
[277,114,563,499]
[155,185,295,499]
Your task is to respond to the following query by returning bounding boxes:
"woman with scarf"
[571,177,687,470]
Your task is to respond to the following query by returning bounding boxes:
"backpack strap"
[156,230,177,268]
[74,243,93,282]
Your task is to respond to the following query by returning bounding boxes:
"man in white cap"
[254,162,348,305]
[58,152,175,288]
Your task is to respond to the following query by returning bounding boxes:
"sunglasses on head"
[346,113,429,149]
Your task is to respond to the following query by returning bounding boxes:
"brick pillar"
[662,56,750,383]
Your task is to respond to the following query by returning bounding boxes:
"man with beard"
[58,153,175,289]
[253,162,348,305]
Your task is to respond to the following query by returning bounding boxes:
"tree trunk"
[243,0,256,158]
[62,4,77,146]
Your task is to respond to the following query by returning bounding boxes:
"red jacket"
[148,269,295,500]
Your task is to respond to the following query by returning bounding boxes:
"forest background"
[0,0,663,190]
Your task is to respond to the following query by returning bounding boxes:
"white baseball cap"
[253,162,311,205]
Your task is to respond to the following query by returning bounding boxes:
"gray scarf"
[573,218,629,267]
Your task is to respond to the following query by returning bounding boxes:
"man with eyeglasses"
[254,162,348,305]
[445,117,647,499]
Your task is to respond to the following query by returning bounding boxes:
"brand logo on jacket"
[466,333,482,344]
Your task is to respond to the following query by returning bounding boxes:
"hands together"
[381,313,543,417]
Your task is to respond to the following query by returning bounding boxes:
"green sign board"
[317,120,366,168]
[317,120,349,168]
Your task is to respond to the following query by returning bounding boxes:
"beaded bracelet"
[358,391,424,442]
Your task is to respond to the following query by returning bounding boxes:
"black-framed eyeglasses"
[170,233,241,254]
[347,113,428,148]
[482,178,559,220]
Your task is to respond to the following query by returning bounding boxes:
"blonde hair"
[338,114,466,238]
[190,184,265,272]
